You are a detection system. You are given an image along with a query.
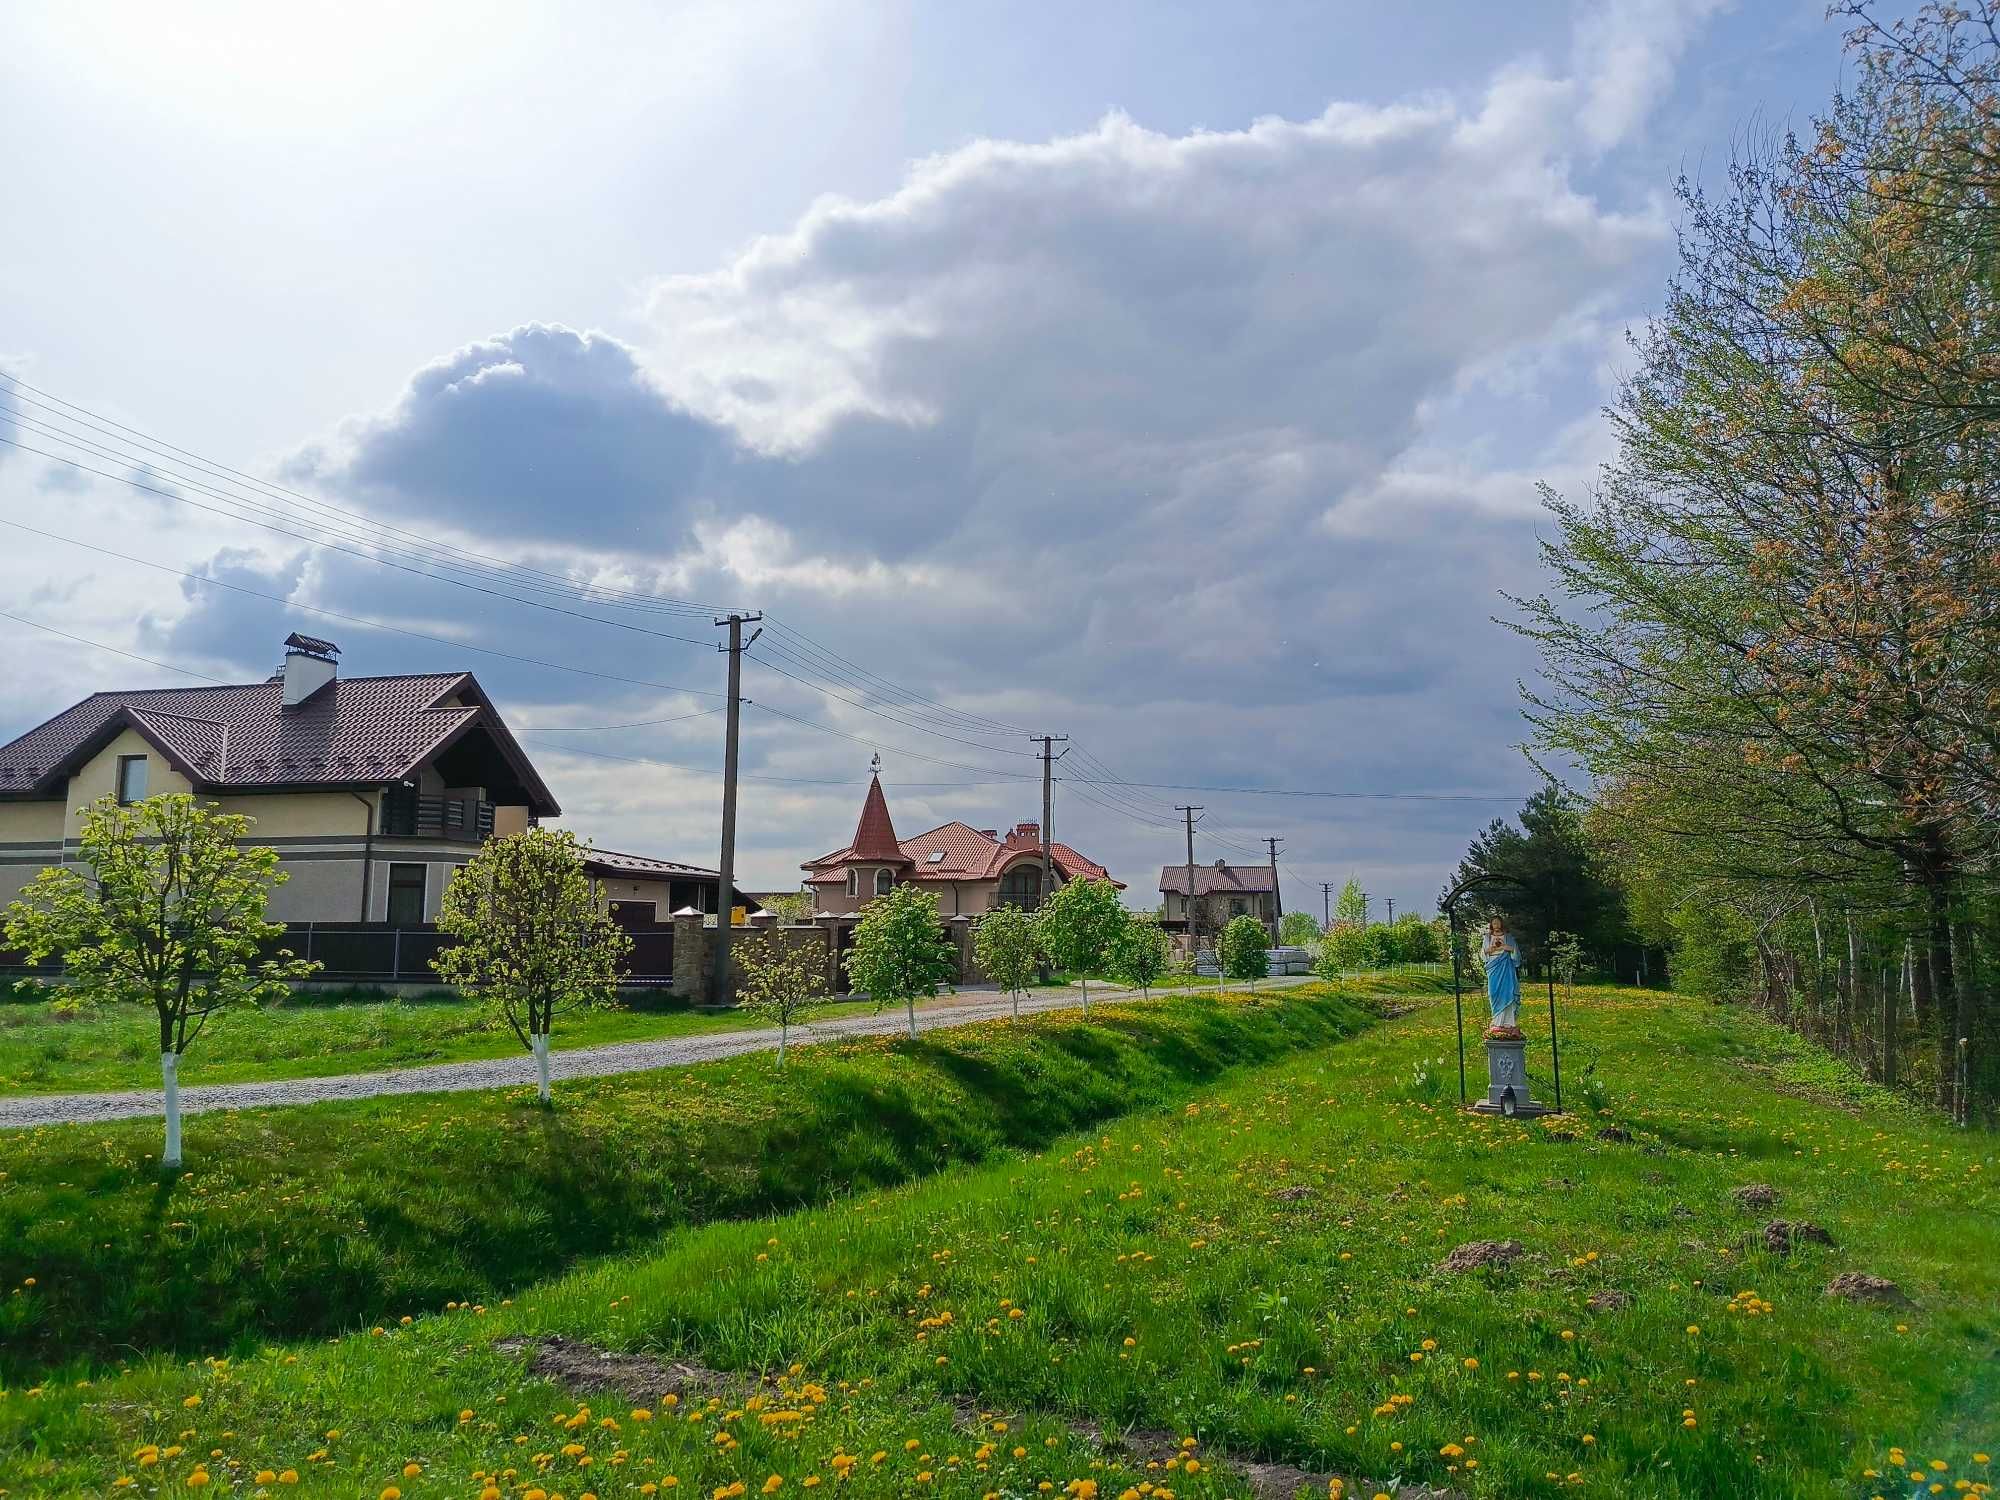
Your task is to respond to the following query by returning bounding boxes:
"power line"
[0,520,726,699]
[527,738,1021,789]
[0,608,228,683]
[522,706,727,732]
[747,700,1038,780]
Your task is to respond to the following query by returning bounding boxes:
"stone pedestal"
[1471,1034,1552,1119]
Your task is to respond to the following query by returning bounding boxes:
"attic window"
[927,850,946,864]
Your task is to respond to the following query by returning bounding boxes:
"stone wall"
[674,913,984,1004]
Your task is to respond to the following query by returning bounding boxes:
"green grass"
[0,990,888,1095]
[4,978,1993,1500]
[0,981,1387,1379]
[5,977,1994,1500]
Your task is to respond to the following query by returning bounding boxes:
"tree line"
[1506,1,2000,1121]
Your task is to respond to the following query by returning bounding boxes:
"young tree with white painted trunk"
[2,793,317,1169]
[973,902,1042,1021]
[843,882,957,1040]
[736,930,831,1065]
[1037,876,1126,1017]
[430,827,629,1103]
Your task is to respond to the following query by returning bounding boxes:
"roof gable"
[0,671,559,814]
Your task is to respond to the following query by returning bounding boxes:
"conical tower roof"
[849,773,908,863]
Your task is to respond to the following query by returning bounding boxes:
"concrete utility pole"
[1030,733,1069,908]
[1177,805,1203,941]
[1322,881,1335,930]
[1387,897,1396,926]
[1361,893,1370,927]
[712,611,762,1003]
[1264,835,1284,940]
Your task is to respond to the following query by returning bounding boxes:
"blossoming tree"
[1037,876,1127,1016]
[431,827,630,1102]
[973,902,1042,1021]
[736,930,832,1065]
[1219,913,1271,990]
[843,882,956,1040]
[2,793,318,1168]
[1108,913,1171,999]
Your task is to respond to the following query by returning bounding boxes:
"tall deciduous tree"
[1515,1,2000,1112]
[431,827,630,1103]
[1335,878,1367,926]
[844,882,957,1040]
[1278,910,1322,947]
[736,931,830,1065]
[973,903,1043,1021]
[3,794,318,1168]
[1037,877,1127,1017]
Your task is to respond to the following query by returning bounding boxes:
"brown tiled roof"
[1158,862,1275,897]
[804,807,1122,891]
[584,849,719,879]
[847,774,908,863]
[0,672,559,814]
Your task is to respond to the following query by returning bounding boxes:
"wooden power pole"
[1030,733,1068,907]
[1264,835,1284,939]
[712,610,762,1003]
[1177,804,1203,943]
[1321,881,1335,930]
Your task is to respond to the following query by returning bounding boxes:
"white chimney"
[281,632,339,709]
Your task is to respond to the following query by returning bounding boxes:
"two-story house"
[0,634,560,925]
[1158,860,1278,941]
[802,771,1120,916]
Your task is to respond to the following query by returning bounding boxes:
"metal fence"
[1,922,677,988]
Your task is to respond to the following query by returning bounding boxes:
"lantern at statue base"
[1470,1033,1553,1119]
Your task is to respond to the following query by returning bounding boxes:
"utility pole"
[1264,836,1284,940]
[1321,881,1335,930]
[1030,734,1069,908]
[712,611,762,1004]
[1387,897,1396,926]
[1360,892,1369,927]
[1177,805,1203,944]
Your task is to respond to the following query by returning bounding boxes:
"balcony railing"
[380,790,495,841]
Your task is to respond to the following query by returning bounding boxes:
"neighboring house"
[802,771,1120,916]
[587,849,758,928]
[0,633,564,925]
[1159,860,1278,939]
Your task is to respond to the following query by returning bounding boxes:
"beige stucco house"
[0,634,561,925]
[802,772,1120,917]
[1158,860,1279,941]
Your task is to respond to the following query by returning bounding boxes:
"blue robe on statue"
[1483,934,1521,1030]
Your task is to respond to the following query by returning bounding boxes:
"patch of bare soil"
[1825,1272,1914,1307]
[1438,1239,1523,1273]
[1762,1220,1835,1255]
[1585,1289,1631,1312]
[494,1335,735,1403]
[1731,1183,1780,1210]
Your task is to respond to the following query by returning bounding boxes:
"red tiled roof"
[0,672,559,814]
[1158,862,1275,897]
[847,774,908,863]
[803,802,1122,892]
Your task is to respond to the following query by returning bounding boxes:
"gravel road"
[0,976,1315,1129]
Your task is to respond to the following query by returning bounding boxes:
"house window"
[1230,898,1247,918]
[997,865,1043,911]
[386,863,427,926]
[116,754,148,805]
[875,869,894,897]
[845,869,858,898]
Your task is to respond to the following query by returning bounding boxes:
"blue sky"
[0,0,1878,909]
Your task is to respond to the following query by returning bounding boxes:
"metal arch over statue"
[1441,871,1564,1118]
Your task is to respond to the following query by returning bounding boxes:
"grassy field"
[0,989,884,1095]
[0,980,1385,1377]
[2,977,1993,1500]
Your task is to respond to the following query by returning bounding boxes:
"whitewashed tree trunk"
[1011,987,1020,1022]
[530,1033,551,1102]
[1080,977,1089,1016]
[161,1052,182,1168]
[778,1022,788,1066]
[906,997,917,1040]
